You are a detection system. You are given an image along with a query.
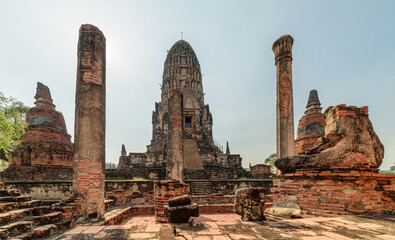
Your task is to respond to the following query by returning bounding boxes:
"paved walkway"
[54,213,395,240]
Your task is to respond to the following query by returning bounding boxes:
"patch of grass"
[378,171,395,175]
[105,178,151,182]
[382,210,394,214]
[4,180,72,183]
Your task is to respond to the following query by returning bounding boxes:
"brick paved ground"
[53,213,395,240]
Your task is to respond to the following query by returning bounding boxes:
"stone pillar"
[73,24,106,218]
[272,35,295,158]
[167,89,184,181]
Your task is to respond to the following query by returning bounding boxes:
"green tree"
[105,162,117,169]
[0,92,28,165]
[390,164,395,171]
[264,153,277,174]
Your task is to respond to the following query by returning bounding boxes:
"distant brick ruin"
[114,40,244,180]
[250,164,273,179]
[272,35,395,214]
[3,82,73,181]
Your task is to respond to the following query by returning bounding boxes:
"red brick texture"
[167,89,184,181]
[294,111,326,154]
[72,24,106,218]
[272,171,395,214]
[154,180,190,222]
[4,83,73,181]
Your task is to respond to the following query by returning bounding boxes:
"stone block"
[234,187,266,221]
[164,202,199,223]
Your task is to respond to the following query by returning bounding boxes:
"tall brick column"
[273,35,295,158]
[73,24,106,218]
[167,89,184,181]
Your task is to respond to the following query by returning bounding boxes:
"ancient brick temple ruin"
[294,90,326,154]
[2,82,73,181]
[114,40,244,180]
[272,35,395,215]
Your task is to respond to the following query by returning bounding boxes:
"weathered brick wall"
[106,168,166,180]
[4,181,73,200]
[3,180,273,205]
[250,164,272,179]
[1,165,72,181]
[272,171,395,214]
[154,180,190,222]
[208,180,273,195]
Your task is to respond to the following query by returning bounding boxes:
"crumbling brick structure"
[250,164,273,179]
[3,82,73,181]
[72,24,106,218]
[273,104,394,214]
[294,89,326,154]
[115,40,244,180]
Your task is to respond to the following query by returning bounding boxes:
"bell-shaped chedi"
[3,82,73,181]
[276,104,384,173]
[294,90,326,154]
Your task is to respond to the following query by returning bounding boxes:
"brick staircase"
[0,188,71,239]
[189,180,213,196]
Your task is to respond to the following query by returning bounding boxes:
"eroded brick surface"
[3,82,73,181]
[273,35,295,158]
[72,24,106,218]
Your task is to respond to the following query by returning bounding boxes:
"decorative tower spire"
[306,89,321,109]
[121,144,126,157]
[226,141,230,154]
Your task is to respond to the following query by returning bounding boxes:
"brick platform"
[54,213,395,240]
[272,170,395,215]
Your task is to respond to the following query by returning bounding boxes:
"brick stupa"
[294,90,326,154]
[3,82,73,181]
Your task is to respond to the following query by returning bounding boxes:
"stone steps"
[0,203,19,213]
[0,208,33,224]
[0,220,33,237]
[0,190,21,197]
[0,187,72,239]
[0,196,33,203]
[101,207,132,226]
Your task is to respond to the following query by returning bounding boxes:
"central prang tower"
[151,40,212,148]
[117,40,244,180]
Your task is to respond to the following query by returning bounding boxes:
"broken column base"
[164,195,199,223]
[272,170,395,215]
[234,187,266,221]
[154,180,190,223]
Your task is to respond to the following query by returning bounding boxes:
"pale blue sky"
[1,0,394,169]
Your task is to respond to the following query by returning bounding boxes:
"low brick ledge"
[129,203,236,215]
[278,171,395,180]
[101,207,132,225]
